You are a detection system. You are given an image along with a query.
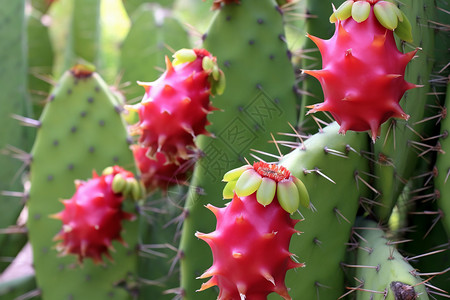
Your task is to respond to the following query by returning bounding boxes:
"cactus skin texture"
[304,1,418,141]
[276,122,371,299]
[27,65,139,300]
[50,0,102,78]
[196,193,302,300]
[129,48,219,163]
[119,4,190,103]
[353,218,428,300]
[435,83,450,237]
[27,8,54,117]
[0,0,33,272]
[52,166,136,264]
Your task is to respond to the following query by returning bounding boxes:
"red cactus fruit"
[304,0,419,141]
[197,162,306,299]
[52,166,136,264]
[131,144,192,192]
[129,48,223,163]
[196,194,303,299]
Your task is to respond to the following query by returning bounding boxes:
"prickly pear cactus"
[27,65,139,300]
[372,0,436,221]
[179,0,299,298]
[276,122,371,299]
[352,218,428,300]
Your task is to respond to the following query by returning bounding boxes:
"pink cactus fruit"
[129,48,224,164]
[131,144,192,192]
[196,162,310,299]
[52,166,138,264]
[304,0,419,141]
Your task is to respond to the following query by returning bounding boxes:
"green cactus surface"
[119,3,190,104]
[27,66,139,300]
[353,218,429,300]
[275,122,371,299]
[435,82,450,237]
[27,9,54,119]
[0,0,33,272]
[49,0,102,78]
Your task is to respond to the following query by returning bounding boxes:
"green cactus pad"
[435,82,450,237]
[27,66,139,300]
[27,9,54,119]
[275,122,371,299]
[353,218,428,300]
[0,0,32,271]
[119,4,190,104]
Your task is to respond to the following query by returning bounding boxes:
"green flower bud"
[256,177,277,206]
[293,177,310,208]
[351,1,370,23]
[374,1,398,30]
[235,169,263,197]
[277,180,300,214]
[222,165,252,182]
[172,48,197,66]
[335,0,354,21]
[112,173,126,194]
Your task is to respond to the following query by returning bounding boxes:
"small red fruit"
[52,166,136,264]
[196,193,303,299]
[130,48,223,163]
[197,162,308,299]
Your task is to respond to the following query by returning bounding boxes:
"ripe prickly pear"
[304,0,419,141]
[129,48,224,163]
[197,162,309,299]
[131,144,192,192]
[52,166,139,264]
